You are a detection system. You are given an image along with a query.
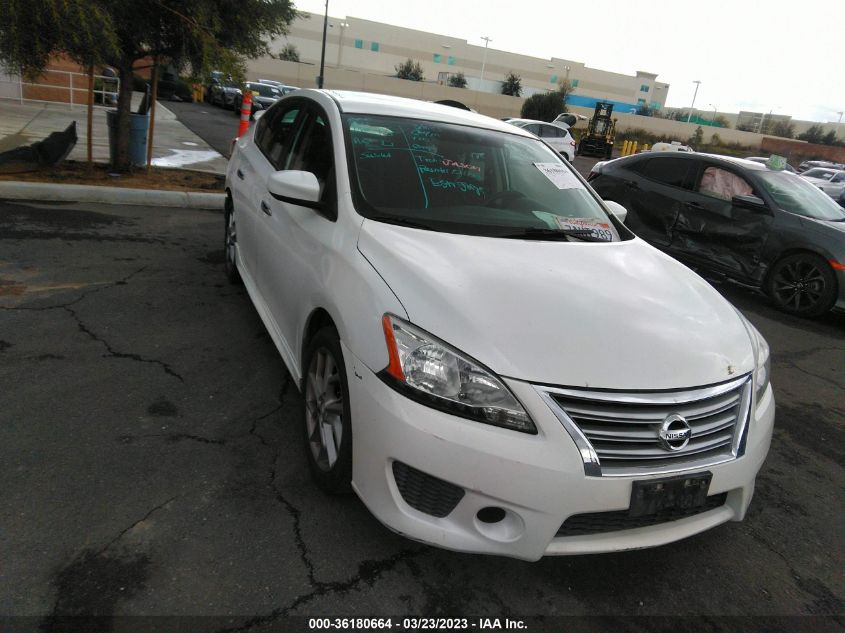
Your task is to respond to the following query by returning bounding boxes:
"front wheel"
[302,327,352,494]
[766,252,837,317]
[223,197,240,284]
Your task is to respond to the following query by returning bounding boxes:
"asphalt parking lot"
[1,196,843,631]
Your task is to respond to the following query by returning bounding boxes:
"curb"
[0,181,225,210]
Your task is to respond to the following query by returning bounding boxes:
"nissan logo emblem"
[659,414,692,451]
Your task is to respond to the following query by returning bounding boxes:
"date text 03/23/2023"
[308,618,527,630]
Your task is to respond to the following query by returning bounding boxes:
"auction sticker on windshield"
[534,162,581,189]
[557,217,614,241]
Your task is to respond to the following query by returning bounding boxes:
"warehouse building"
[248,11,670,113]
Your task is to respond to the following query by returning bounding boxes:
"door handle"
[236,169,245,180]
[624,180,639,189]
[260,200,272,216]
[685,201,705,210]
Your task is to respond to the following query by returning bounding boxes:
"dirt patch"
[0,161,224,192]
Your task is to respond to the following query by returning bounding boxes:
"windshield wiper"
[369,216,437,231]
[497,227,608,242]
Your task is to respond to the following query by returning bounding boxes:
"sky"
[291,0,844,124]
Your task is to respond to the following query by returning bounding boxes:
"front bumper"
[343,343,775,561]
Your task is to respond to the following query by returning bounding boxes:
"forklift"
[576,102,617,159]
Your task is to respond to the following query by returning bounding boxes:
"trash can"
[106,110,149,166]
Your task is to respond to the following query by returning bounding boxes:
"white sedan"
[224,90,774,561]
[504,118,577,161]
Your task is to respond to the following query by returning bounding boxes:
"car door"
[670,161,773,280]
[236,102,305,281]
[254,103,340,367]
[615,156,699,246]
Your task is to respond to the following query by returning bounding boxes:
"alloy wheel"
[771,258,827,313]
[304,347,345,472]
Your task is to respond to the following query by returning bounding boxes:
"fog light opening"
[476,507,507,524]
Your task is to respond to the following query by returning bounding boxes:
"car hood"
[358,220,755,389]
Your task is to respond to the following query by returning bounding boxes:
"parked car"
[209,77,242,109]
[745,156,797,173]
[798,159,844,172]
[504,118,576,161]
[589,152,845,316]
[233,81,285,115]
[800,167,842,184]
[225,90,775,561]
[257,79,299,95]
[650,141,694,152]
[800,169,845,203]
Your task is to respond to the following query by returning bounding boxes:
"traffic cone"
[238,91,252,137]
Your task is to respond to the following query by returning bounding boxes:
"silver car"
[802,168,845,204]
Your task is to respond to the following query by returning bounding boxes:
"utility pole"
[686,80,701,123]
[479,36,492,85]
[709,104,717,125]
[317,0,329,88]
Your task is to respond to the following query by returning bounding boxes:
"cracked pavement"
[0,199,843,629]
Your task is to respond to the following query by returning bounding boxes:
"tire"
[302,327,352,494]
[765,252,837,317]
[223,196,241,284]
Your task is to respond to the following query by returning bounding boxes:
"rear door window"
[638,157,696,190]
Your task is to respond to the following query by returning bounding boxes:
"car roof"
[320,90,536,138]
[624,151,769,171]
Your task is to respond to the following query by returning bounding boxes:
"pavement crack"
[64,303,184,383]
[118,433,225,446]
[100,495,178,555]
[0,265,147,312]
[215,447,428,633]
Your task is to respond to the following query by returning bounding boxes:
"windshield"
[249,83,280,97]
[345,114,625,241]
[756,171,845,221]
[802,168,837,180]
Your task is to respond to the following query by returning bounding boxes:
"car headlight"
[379,315,536,433]
[751,324,771,403]
[737,313,770,404]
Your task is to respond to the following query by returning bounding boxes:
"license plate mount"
[629,472,713,518]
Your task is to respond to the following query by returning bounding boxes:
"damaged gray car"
[588,153,845,317]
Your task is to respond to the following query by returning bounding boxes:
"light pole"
[709,103,717,125]
[479,36,492,85]
[686,80,701,123]
[838,111,844,124]
[317,0,329,88]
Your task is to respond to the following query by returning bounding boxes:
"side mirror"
[604,200,628,223]
[732,194,767,211]
[267,171,323,210]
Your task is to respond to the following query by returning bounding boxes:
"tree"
[0,0,297,170]
[279,43,300,62]
[688,126,704,148]
[769,120,795,139]
[713,115,731,129]
[501,72,521,97]
[822,130,840,146]
[636,104,655,117]
[447,72,466,88]
[395,58,424,81]
[798,124,825,144]
[520,81,571,121]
